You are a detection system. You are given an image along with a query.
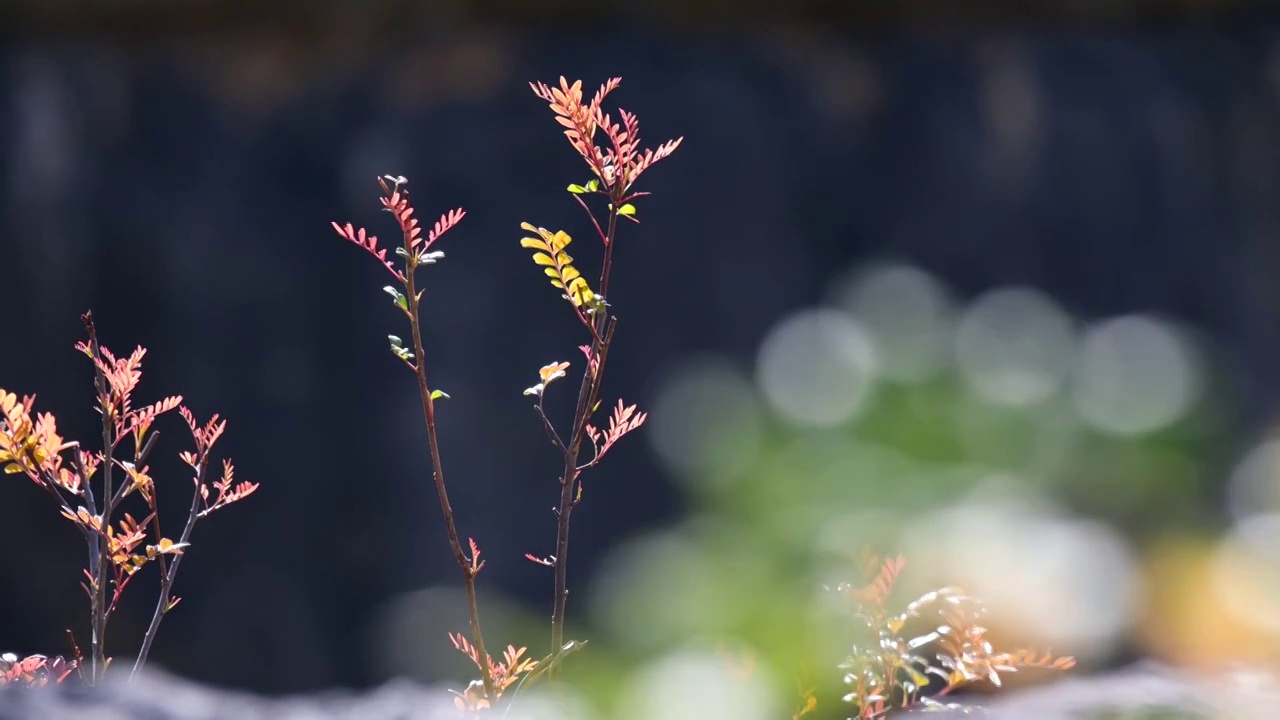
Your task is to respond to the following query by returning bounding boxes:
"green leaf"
[383,286,408,311]
[586,179,600,192]
[567,184,587,194]
[431,390,450,400]
[617,204,636,216]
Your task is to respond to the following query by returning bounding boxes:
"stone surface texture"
[2,661,1278,719]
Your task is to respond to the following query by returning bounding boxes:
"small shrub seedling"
[792,550,1076,718]
[0,311,258,686]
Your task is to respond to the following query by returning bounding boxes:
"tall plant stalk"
[333,176,496,700]
[519,76,681,657]
[404,230,496,700]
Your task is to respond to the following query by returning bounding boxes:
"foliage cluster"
[1,312,257,686]
[791,552,1075,718]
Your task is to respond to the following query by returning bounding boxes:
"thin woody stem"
[550,202,620,655]
[83,315,112,685]
[401,215,497,700]
[131,452,206,679]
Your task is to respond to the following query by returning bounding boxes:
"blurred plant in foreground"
[798,550,1075,718]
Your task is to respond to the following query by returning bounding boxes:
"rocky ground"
[1,661,1276,719]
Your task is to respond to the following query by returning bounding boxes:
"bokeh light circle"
[756,308,878,426]
[831,262,956,384]
[1070,315,1201,436]
[900,489,1136,659]
[1227,437,1280,521]
[619,649,779,720]
[649,356,765,489]
[1211,513,1280,635]
[955,287,1075,407]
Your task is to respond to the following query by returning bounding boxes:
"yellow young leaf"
[568,277,595,306]
[538,362,571,384]
[551,230,573,251]
[560,266,581,282]
[532,252,556,267]
[520,237,550,251]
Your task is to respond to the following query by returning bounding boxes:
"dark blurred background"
[4,0,1280,709]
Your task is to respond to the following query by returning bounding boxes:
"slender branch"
[84,320,113,685]
[571,194,609,246]
[575,433,601,473]
[550,376,588,650]
[138,464,170,656]
[131,454,206,678]
[564,289,604,346]
[71,447,99,555]
[403,236,497,700]
[535,398,567,454]
[110,428,171,642]
[64,629,85,683]
[33,468,88,540]
[598,202,620,299]
[550,203,620,654]
[571,319,617,509]
[109,430,159,509]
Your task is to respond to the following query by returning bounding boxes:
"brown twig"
[400,195,497,701]
[129,451,205,679]
[83,315,113,685]
[333,178,496,701]
[549,203,620,654]
[535,398,567,454]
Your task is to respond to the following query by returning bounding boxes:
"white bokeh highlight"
[831,262,956,384]
[1070,315,1202,436]
[649,356,765,487]
[900,481,1137,659]
[619,649,779,720]
[501,688,594,720]
[590,532,721,651]
[756,308,879,426]
[1227,438,1280,521]
[955,287,1075,407]
[1211,513,1280,634]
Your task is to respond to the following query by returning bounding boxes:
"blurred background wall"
[4,0,1280,702]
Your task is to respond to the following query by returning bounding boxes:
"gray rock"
[1,661,1276,720]
[915,661,1280,720]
